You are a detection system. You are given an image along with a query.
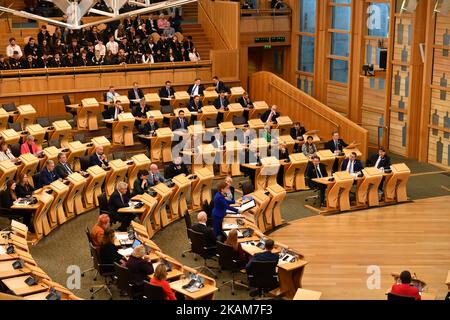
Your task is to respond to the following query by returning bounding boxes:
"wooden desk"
[25,124,46,146]
[356,167,383,207]
[183,144,216,173]
[47,180,70,226]
[84,165,107,209]
[169,174,191,219]
[274,116,293,134]
[113,95,130,110]
[165,108,191,128]
[283,153,309,191]
[229,86,245,102]
[202,90,218,105]
[223,103,244,122]
[132,193,158,237]
[246,190,271,231]
[78,98,99,131]
[218,121,236,134]
[191,167,214,210]
[0,260,31,280]
[315,150,335,177]
[264,184,286,230]
[17,154,40,186]
[292,288,322,300]
[170,276,217,300]
[42,146,61,166]
[65,172,87,217]
[0,160,17,187]
[2,275,48,296]
[0,108,9,131]
[1,128,21,145]
[384,163,410,203]
[250,101,269,119]
[49,120,72,148]
[112,112,135,146]
[151,127,173,163]
[220,140,244,176]
[67,140,87,168]
[197,105,218,123]
[241,156,280,191]
[248,118,265,130]
[151,183,175,227]
[171,92,190,108]
[313,171,354,214]
[278,135,296,154]
[16,104,36,128]
[105,159,128,197]
[146,110,164,127]
[118,204,147,214]
[127,154,151,190]
[89,136,111,155]
[144,93,161,109]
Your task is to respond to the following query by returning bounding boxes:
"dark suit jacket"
[159,86,175,105]
[324,139,348,153]
[305,163,328,180]
[132,105,149,118]
[260,110,280,123]
[140,121,159,135]
[172,117,189,131]
[214,81,230,93]
[188,100,203,112]
[54,162,73,179]
[38,167,59,188]
[165,162,189,179]
[238,96,253,108]
[108,190,129,215]
[132,178,147,196]
[366,154,391,169]
[103,106,122,120]
[126,255,154,286]
[290,127,306,140]
[279,149,289,161]
[187,84,205,96]
[213,97,229,109]
[99,243,122,270]
[0,190,14,209]
[127,88,144,101]
[191,223,216,248]
[15,184,34,198]
[341,159,364,173]
[89,153,109,167]
[246,251,279,270]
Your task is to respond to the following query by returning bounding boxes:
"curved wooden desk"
[78,98,99,131]
[191,167,214,210]
[65,172,87,217]
[127,154,151,190]
[84,165,107,208]
[169,174,191,219]
[283,153,309,191]
[47,180,70,226]
[384,163,411,203]
[105,159,128,197]
[356,167,383,207]
[151,183,175,228]
[17,154,40,187]
[0,160,17,187]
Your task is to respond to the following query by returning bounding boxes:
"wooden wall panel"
[250,71,368,159]
[326,84,348,114]
[211,49,239,80]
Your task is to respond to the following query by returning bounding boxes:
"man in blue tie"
[159,80,175,106]
[187,78,205,100]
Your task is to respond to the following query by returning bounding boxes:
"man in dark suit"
[213,91,229,124]
[238,91,253,121]
[108,181,134,231]
[260,105,280,124]
[187,78,205,99]
[140,116,159,135]
[305,156,328,206]
[366,146,391,170]
[191,211,216,249]
[188,95,203,123]
[341,152,364,175]
[212,76,230,94]
[324,131,354,172]
[165,156,190,179]
[127,81,144,108]
[172,110,189,132]
[38,160,59,188]
[89,146,109,169]
[147,164,166,187]
[290,122,307,152]
[246,239,279,269]
[103,101,124,120]
[132,99,149,118]
[158,80,175,106]
[54,152,74,179]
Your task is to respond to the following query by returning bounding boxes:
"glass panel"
[332,6,351,30]
[333,0,351,4]
[368,3,390,37]
[300,0,316,33]
[330,59,348,83]
[331,33,350,57]
[298,36,315,73]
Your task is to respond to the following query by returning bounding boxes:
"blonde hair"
[153,263,168,281]
[225,229,239,251]
[131,245,145,259]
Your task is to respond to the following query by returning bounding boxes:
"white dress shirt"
[106,41,119,55]
[6,44,22,58]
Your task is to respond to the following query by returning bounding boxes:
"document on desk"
[223,223,239,230]
[115,233,129,241]
[0,246,6,255]
[118,248,133,257]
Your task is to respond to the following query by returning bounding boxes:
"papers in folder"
[237,199,256,212]
[118,248,133,257]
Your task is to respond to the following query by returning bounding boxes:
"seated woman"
[165,156,189,180]
[126,245,155,297]
[15,173,35,198]
[0,141,17,162]
[0,180,32,227]
[150,264,177,300]
[224,229,248,268]
[99,229,125,273]
[91,214,110,248]
[132,169,149,196]
[302,135,317,159]
[20,135,42,156]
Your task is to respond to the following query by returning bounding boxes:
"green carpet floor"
[0,155,448,300]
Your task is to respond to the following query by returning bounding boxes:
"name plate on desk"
[289,153,309,163]
[87,165,106,176]
[19,153,39,164]
[117,112,135,121]
[17,104,36,114]
[81,98,99,107]
[67,172,86,184]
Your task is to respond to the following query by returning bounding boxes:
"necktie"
[120,193,124,204]
[335,140,339,150]
[180,118,184,128]
[348,161,354,173]
[267,111,273,123]
[317,166,322,178]
[167,88,170,96]
[192,85,197,95]
[134,89,139,99]
[65,163,72,175]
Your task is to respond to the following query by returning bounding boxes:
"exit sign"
[254,37,286,44]
[264,45,272,49]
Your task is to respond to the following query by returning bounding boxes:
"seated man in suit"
[213,91,229,124]
[188,95,203,123]
[324,131,355,172]
[38,160,59,188]
[165,156,190,179]
[147,163,166,187]
[106,85,120,103]
[212,76,230,94]
[260,105,280,124]
[103,100,123,120]
[187,78,205,99]
[108,181,134,232]
[238,91,253,121]
[127,81,144,108]
[140,115,159,135]
[305,155,328,207]
[172,109,189,133]
[89,146,109,169]
[54,152,74,179]
[341,151,363,176]
[191,211,216,249]
[132,98,149,118]
[290,121,306,152]
[159,80,175,106]
[366,146,391,192]
[390,270,421,300]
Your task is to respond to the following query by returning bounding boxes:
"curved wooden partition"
[249,72,369,160]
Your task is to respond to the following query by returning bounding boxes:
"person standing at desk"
[341,152,363,175]
[212,76,230,94]
[324,131,354,172]
[38,160,59,188]
[212,182,241,239]
[390,270,421,300]
[147,164,166,187]
[132,170,150,196]
[305,156,328,207]
[366,146,391,192]
[127,81,144,108]
[54,152,74,179]
[159,80,175,106]
[89,146,109,169]
[108,182,134,232]
[277,143,289,185]
[15,174,35,198]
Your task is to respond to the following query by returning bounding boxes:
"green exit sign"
[254,37,286,44]
[264,45,272,49]
[270,36,286,42]
[255,37,270,43]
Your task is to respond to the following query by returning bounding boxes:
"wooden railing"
[198,0,240,50]
[250,72,369,160]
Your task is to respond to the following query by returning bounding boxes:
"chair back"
[37,117,51,127]
[114,262,135,298]
[113,151,127,161]
[48,139,61,148]
[10,144,21,158]
[161,105,173,114]
[387,292,416,300]
[32,173,40,188]
[103,92,107,102]
[80,155,91,171]
[63,95,71,106]
[97,193,110,214]
[204,119,217,128]
[188,228,208,258]
[183,211,192,238]
[89,242,101,273]
[73,133,86,143]
[247,260,279,290]
[143,281,166,300]
[84,226,92,245]
[216,241,240,271]
[2,102,16,112]
[8,122,22,131]
[240,180,254,195]
[232,116,247,125]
